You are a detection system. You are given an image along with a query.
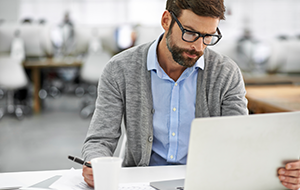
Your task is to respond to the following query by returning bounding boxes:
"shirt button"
[172,132,175,137]
[148,136,153,142]
[173,107,176,112]
[170,155,174,159]
[175,83,178,86]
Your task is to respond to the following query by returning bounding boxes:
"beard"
[166,29,203,68]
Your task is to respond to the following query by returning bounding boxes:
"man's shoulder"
[110,42,153,64]
[102,42,154,83]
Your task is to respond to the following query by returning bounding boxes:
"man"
[82,0,300,189]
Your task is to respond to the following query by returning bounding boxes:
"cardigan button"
[151,108,155,114]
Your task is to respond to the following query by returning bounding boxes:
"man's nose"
[191,37,205,51]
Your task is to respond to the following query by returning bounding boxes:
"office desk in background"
[23,58,82,113]
[0,165,186,189]
[246,85,300,113]
[243,74,300,86]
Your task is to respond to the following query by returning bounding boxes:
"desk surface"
[246,85,300,113]
[0,165,186,188]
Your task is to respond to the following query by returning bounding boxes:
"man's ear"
[161,10,172,31]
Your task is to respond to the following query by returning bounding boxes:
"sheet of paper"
[50,168,155,190]
[50,168,92,190]
[119,183,155,190]
[0,175,24,190]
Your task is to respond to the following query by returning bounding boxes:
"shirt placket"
[168,81,180,162]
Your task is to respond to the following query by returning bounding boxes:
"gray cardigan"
[82,42,248,167]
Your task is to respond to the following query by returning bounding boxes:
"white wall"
[14,0,300,40]
[223,0,300,40]
[0,0,20,22]
[18,0,165,26]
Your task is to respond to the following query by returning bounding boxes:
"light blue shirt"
[147,35,205,165]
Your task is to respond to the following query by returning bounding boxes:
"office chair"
[0,57,29,120]
[280,39,300,73]
[77,50,111,118]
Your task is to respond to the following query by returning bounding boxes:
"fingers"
[279,175,300,184]
[82,165,94,187]
[279,168,300,178]
[280,180,300,190]
[278,167,300,190]
[286,160,300,170]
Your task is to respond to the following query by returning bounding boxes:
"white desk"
[0,165,186,188]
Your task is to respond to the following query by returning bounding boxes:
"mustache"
[182,48,201,57]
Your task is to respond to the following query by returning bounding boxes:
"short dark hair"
[166,0,226,29]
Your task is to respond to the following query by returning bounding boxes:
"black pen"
[68,155,92,168]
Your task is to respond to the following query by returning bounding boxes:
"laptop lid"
[184,111,300,190]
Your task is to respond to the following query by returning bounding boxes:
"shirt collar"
[147,33,205,73]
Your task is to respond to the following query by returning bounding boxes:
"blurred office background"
[0,0,300,173]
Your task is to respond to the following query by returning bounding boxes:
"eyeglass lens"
[183,31,219,45]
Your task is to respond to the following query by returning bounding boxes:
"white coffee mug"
[91,157,123,190]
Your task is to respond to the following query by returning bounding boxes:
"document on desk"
[50,168,155,190]
[0,175,24,190]
[49,168,92,190]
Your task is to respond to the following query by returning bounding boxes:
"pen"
[68,155,92,168]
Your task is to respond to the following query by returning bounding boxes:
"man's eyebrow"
[184,26,217,35]
[207,30,217,35]
[184,24,198,32]
[184,25,217,35]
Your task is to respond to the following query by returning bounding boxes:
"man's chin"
[177,59,197,68]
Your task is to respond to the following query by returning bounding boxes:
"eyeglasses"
[169,11,222,46]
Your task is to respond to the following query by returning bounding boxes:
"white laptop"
[151,111,300,190]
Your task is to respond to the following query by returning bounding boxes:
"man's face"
[166,28,202,67]
[165,10,220,67]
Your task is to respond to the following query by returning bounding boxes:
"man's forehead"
[179,9,220,33]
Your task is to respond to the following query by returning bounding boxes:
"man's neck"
[157,36,186,82]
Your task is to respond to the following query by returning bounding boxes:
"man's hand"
[82,163,94,187]
[278,160,300,190]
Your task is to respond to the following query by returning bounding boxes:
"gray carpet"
[0,95,91,172]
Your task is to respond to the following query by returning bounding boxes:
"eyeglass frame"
[169,11,222,46]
